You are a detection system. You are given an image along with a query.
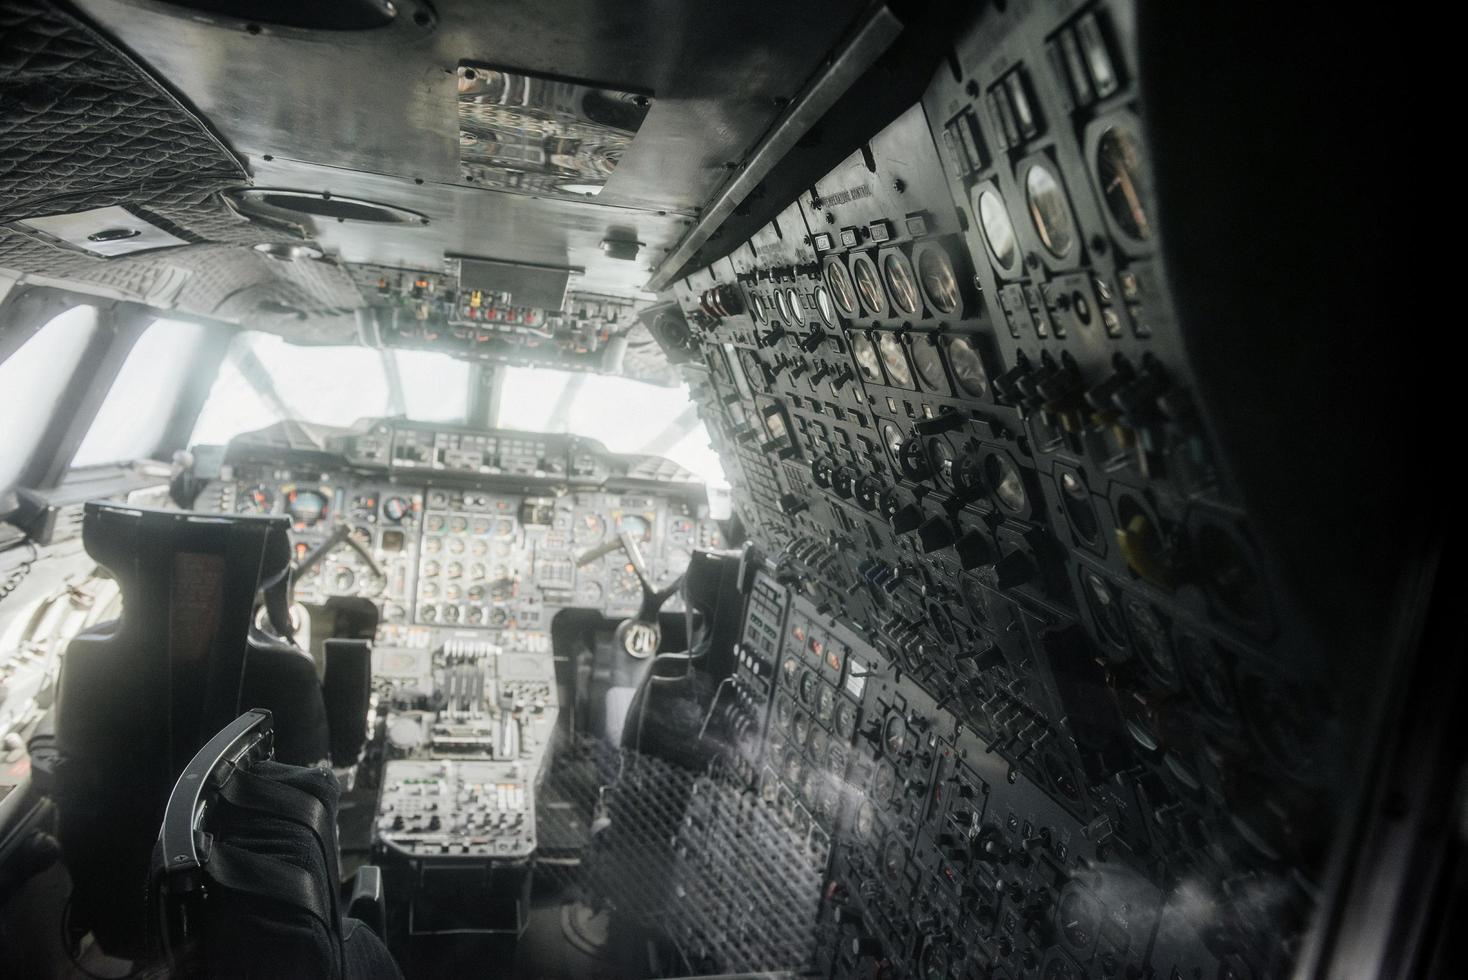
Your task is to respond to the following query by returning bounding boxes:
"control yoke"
[576,531,683,658]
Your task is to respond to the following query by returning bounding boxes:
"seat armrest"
[348,865,386,936]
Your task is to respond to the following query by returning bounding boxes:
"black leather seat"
[56,502,290,957]
[151,709,401,979]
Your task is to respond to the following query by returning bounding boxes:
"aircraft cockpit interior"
[0,2,1450,979]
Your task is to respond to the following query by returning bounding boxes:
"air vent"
[228,189,429,226]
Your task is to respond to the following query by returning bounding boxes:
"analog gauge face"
[774,288,792,323]
[1060,470,1100,542]
[851,255,885,315]
[576,580,603,605]
[613,565,642,603]
[827,741,847,776]
[881,837,905,883]
[423,536,442,555]
[285,488,330,528]
[775,694,793,729]
[786,289,804,323]
[946,336,988,399]
[237,485,275,514]
[918,248,960,314]
[855,800,877,839]
[1059,890,1100,949]
[872,761,897,802]
[910,336,946,390]
[1097,125,1152,241]
[471,517,492,536]
[465,606,484,626]
[1127,597,1177,685]
[467,584,486,602]
[919,942,949,980]
[825,261,859,318]
[929,439,957,488]
[985,454,1028,512]
[808,728,828,764]
[425,514,445,533]
[1025,163,1077,258]
[883,714,908,756]
[446,538,465,555]
[976,188,1019,271]
[876,332,913,387]
[834,700,857,740]
[574,512,606,545]
[750,291,765,323]
[792,710,811,747]
[739,349,766,391]
[448,515,469,534]
[382,495,411,523]
[781,656,799,688]
[881,422,904,460]
[814,284,836,326]
[798,669,818,705]
[852,332,883,383]
[492,517,516,538]
[882,252,921,316]
[616,513,651,542]
[817,685,836,724]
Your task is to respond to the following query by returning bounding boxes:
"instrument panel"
[199,466,723,629]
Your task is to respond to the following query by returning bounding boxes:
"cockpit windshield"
[190,331,727,487]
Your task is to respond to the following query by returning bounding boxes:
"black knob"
[913,410,967,436]
[890,504,925,535]
[955,530,997,570]
[993,549,1035,590]
[916,516,955,553]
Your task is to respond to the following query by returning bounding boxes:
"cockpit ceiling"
[63,0,877,294]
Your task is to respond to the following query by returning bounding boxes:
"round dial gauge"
[817,685,836,724]
[237,485,275,515]
[882,252,921,316]
[750,291,765,323]
[881,422,904,460]
[918,247,960,314]
[775,694,793,729]
[946,336,988,399]
[910,336,945,390]
[613,565,642,603]
[851,254,885,316]
[919,942,949,980]
[881,837,906,883]
[855,799,877,839]
[976,188,1018,272]
[872,761,897,801]
[1097,125,1152,241]
[883,714,908,756]
[1025,163,1077,257]
[786,289,804,323]
[929,439,957,488]
[781,656,799,688]
[985,454,1028,512]
[814,285,836,326]
[285,487,330,528]
[774,288,792,323]
[739,349,767,391]
[792,710,811,747]
[616,513,651,542]
[382,496,411,522]
[851,332,883,383]
[876,332,913,387]
[798,669,818,705]
[834,700,857,741]
[824,261,859,318]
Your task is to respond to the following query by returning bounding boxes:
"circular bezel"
[945,335,989,400]
[774,287,793,323]
[983,450,1029,514]
[878,247,922,318]
[971,181,1021,277]
[909,333,948,393]
[1085,110,1155,253]
[912,240,966,318]
[1021,158,1079,261]
[851,331,883,383]
[786,288,805,324]
[876,331,913,388]
[814,284,837,326]
[848,251,890,318]
[822,256,860,319]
